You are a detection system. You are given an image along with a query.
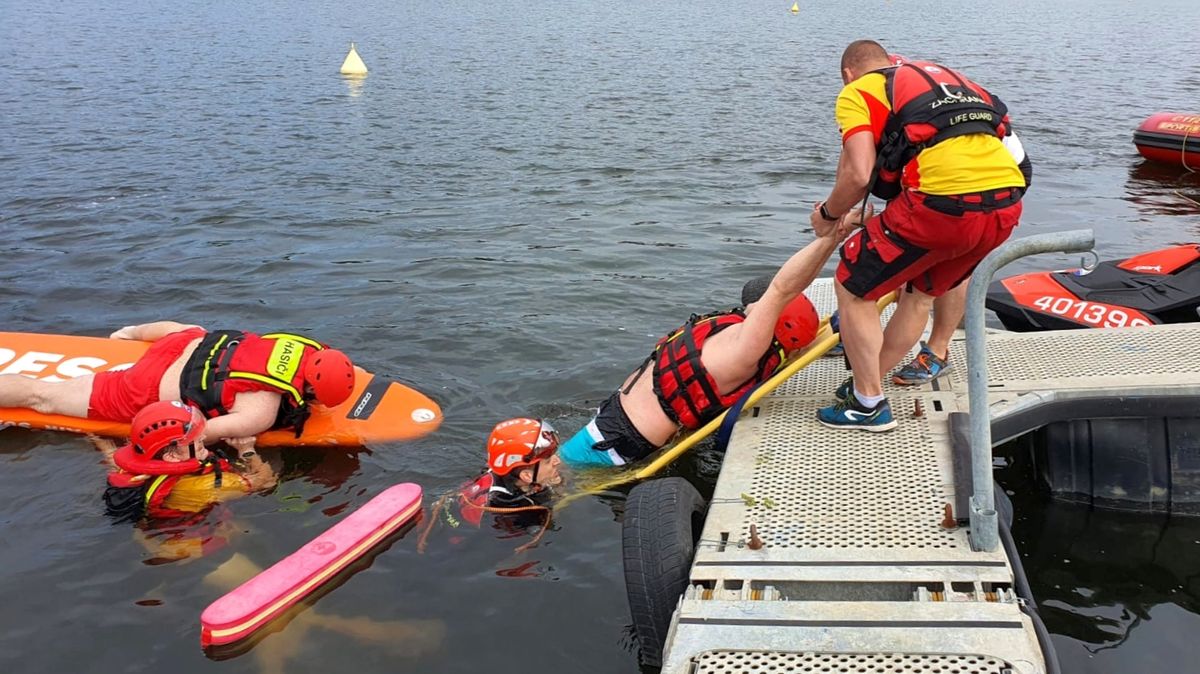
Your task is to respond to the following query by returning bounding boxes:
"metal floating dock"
[659,276,1200,674]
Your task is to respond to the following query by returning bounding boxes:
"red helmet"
[486,418,559,476]
[131,400,206,459]
[888,53,909,66]
[774,293,819,352]
[303,349,356,407]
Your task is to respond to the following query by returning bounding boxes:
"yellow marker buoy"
[790,2,799,13]
[340,42,368,77]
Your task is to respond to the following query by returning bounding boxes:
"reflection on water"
[342,75,366,98]
[1124,161,1200,220]
[997,440,1200,673]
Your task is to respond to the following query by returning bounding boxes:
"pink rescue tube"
[200,483,423,647]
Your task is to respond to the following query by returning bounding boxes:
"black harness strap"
[180,330,245,416]
[672,319,721,424]
[923,187,1024,216]
[623,354,654,396]
[880,63,1004,171]
[178,330,312,435]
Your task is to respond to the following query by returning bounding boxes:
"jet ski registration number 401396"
[1031,296,1153,328]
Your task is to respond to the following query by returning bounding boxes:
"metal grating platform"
[739,396,956,550]
[660,279,1200,674]
[692,650,1011,674]
[946,322,1200,390]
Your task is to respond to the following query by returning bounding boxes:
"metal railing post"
[965,229,1094,552]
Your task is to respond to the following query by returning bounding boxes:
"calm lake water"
[2,0,1199,672]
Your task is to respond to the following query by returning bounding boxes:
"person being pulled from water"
[557,211,866,468]
[0,321,357,447]
[418,418,565,552]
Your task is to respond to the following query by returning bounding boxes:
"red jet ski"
[987,244,1200,331]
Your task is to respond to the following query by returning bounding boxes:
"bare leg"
[203,551,262,587]
[307,614,446,656]
[835,280,885,397]
[89,435,120,469]
[0,374,93,417]
[879,287,936,377]
[926,280,968,360]
[203,553,445,670]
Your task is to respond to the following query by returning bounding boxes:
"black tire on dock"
[622,477,707,669]
[994,480,1014,528]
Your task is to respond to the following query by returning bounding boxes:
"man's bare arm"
[110,321,202,341]
[813,132,875,236]
[88,435,120,470]
[765,235,841,304]
[201,391,281,442]
[720,204,870,372]
[701,232,844,384]
[234,448,278,491]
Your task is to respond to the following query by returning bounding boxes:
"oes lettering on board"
[0,349,132,382]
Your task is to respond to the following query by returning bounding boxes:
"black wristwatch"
[819,202,840,222]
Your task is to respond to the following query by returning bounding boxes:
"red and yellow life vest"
[179,331,326,434]
[107,444,236,519]
[873,61,1009,197]
[650,310,786,430]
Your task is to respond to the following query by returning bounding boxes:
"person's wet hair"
[741,275,773,306]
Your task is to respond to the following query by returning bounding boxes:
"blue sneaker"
[892,342,951,386]
[834,375,854,402]
[817,396,898,432]
[825,342,845,358]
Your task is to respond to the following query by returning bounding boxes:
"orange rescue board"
[0,332,442,447]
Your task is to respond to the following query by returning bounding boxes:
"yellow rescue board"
[0,332,441,447]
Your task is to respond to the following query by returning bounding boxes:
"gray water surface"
[2,0,1199,672]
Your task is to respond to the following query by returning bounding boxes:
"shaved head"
[840,40,891,77]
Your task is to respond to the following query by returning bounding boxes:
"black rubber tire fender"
[621,477,707,668]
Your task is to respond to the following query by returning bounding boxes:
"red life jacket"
[872,61,1009,197]
[179,330,327,435]
[650,310,786,430]
[455,472,546,528]
[457,473,493,528]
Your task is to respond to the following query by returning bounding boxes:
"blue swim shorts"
[558,392,660,468]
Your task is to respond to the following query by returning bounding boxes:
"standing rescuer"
[811,40,1026,431]
[881,53,1034,389]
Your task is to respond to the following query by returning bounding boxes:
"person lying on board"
[418,418,564,552]
[0,321,357,446]
[556,209,867,468]
[97,400,278,526]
